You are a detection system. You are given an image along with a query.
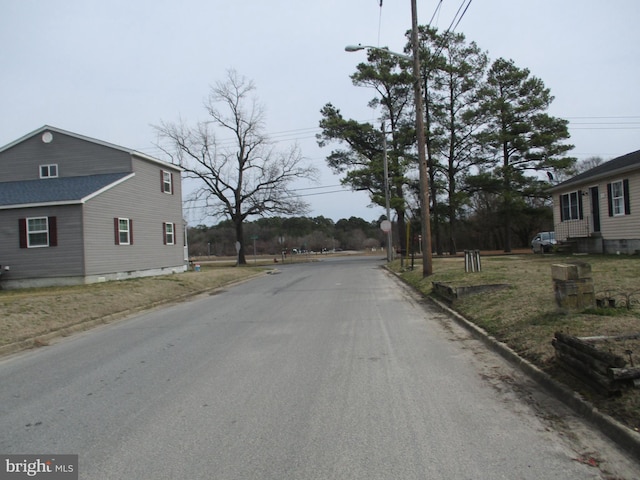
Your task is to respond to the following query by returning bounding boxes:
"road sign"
[380,220,392,233]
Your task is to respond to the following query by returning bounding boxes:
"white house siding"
[82,157,184,277]
[553,170,640,254]
[598,170,640,238]
[552,196,590,242]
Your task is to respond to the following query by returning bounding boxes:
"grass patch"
[391,253,640,431]
[0,265,265,348]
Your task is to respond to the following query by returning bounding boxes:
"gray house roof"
[550,149,640,192]
[0,172,133,209]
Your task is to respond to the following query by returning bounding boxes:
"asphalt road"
[0,256,637,479]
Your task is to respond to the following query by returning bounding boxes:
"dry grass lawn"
[392,253,640,432]
[0,264,264,350]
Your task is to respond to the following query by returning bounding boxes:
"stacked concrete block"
[552,262,595,311]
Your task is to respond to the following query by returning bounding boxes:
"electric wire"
[428,0,444,26]
[135,115,640,160]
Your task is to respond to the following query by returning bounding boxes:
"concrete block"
[551,262,592,281]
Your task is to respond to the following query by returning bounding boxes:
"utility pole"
[411,0,433,276]
[382,122,393,262]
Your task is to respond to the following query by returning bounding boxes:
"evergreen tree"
[317,47,415,252]
[475,58,575,252]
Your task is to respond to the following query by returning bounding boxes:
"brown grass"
[0,264,264,348]
[392,253,640,431]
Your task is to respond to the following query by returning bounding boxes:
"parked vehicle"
[531,231,556,253]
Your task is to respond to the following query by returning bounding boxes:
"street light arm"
[344,44,412,61]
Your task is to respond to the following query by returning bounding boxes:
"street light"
[344,44,411,60]
[345,3,433,276]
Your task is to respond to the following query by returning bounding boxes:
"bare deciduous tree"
[155,70,318,264]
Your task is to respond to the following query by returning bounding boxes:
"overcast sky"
[2,1,639,224]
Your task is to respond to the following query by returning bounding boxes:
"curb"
[384,267,640,461]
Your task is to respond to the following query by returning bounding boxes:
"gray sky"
[2,1,639,224]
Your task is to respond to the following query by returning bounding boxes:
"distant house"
[0,126,186,289]
[549,149,640,254]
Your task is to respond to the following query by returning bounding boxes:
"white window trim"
[611,180,625,216]
[39,164,58,178]
[118,218,131,245]
[561,191,580,221]
[28,216,49,247]
[165,222,175,245]
[162,170,172,194]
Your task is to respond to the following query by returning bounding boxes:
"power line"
[428,0,444,26]
[181,185,361,210]
[451,0,473,32]
[135,112,639,158]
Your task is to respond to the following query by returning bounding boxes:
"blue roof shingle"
[0,172,131,207]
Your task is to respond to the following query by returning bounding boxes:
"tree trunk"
[433,194,443,256]
[502,142,512,253]
[234,217,247,265]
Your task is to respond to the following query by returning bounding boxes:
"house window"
[19,216,58,248]
[114,218,133,245]
[560,191,582,221]
[607,179,630,217]
[161,170,173,194]
[40,164,58,178]
[28,217,49,246]
[611,181,624,216]
[163,222,175,245]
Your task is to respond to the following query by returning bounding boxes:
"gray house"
[549,149,640,254]
[0,126,186,289]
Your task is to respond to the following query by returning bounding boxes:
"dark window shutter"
[170,172,174,195]
[48,216,58,246]
[114,218,120,245]
[160,170,165,192]
[163,222,167,245]
[607,183,613,217]
[559,195,565,221]
[129,219,133,245]
[19,218,27,248]
[623,179,631,214]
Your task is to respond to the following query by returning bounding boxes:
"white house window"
[40,164,58,178]
[19,217,57,248]
[163,222,175,245]
[161,170,173,194]
[27,217,49,247]
[607,179,631,217]
[560,191,582,221]
[114,218,133,245]
[611,180,625,216]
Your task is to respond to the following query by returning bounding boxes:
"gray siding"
[0,127,185,286]
[83,158,184,275]
[0,131,132,181]
[0,205,84,280]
